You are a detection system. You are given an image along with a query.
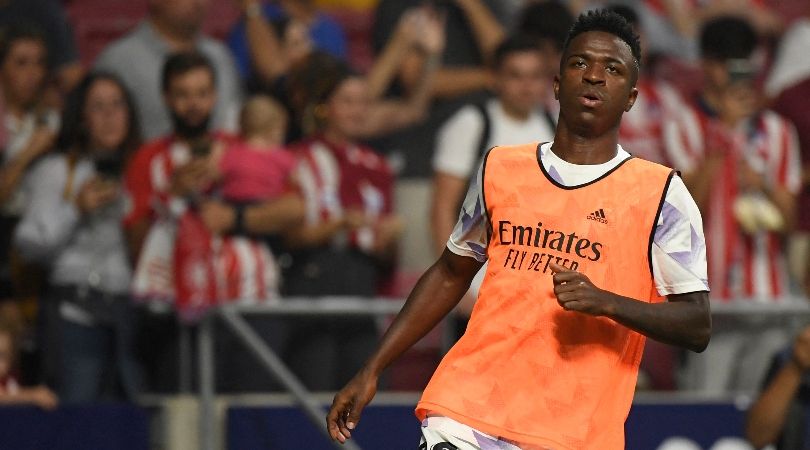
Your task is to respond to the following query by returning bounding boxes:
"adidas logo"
[587,208,608,224]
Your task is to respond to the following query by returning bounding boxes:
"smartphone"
[94,157,123,180]
[190,138,213,158]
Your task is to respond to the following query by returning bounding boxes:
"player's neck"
[551,122,619,165]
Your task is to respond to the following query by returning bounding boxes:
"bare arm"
[359,11,445,138]
[551,263,711,352]
[198,193,305,236]
[326,249,483,443]
[240,0,287,84]
[746,327,810,449]
[366,9,420,100]
[401,59,492,100]
[430,172,467,254]
[453,0,505,61]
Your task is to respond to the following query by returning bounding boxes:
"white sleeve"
[13,157,82,263]
[446,160,489,262]
[432,105,485,178]
[651,175,709,296]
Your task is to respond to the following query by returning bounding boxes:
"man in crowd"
[95,0,242,139]
[681,16,801,393]
[123,51,301,390]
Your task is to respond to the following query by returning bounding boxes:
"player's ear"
[553,75,560,100]
[625,86,638,112]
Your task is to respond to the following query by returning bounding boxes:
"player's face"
[495,51,547,117]
[553,31,638,137]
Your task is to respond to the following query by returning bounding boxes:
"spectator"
[0,24,57,338]
[286,8,444,142]
[746,325,810,449]
[124,52,302,391]
[279,56,405,390]
[94,0,243,140]
[0,319,56,409]
[429,36,556,342]
[431,36,556,256]
[608,4,701,167]
[372,0,506,177]
[173,95,296,316]
[13,72,143,403]
[681,17,801,394]
[514,0,575,118]
[217,95,295,204]
[0,0,84,93]
[228,0,347,82]
[766,7,810,294]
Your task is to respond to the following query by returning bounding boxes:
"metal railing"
[194,296,810,450]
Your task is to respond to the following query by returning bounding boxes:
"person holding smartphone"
[680,16,802,394]
[13,72,143,403]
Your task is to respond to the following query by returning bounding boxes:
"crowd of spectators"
[0,0,808,426]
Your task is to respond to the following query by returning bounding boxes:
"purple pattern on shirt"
[473,431,518,450]
[654,201,709,288]
[546,164,564,184]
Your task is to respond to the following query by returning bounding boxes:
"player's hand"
[792,326,810,371]
[326,368,378,444]
[549,262,615,316]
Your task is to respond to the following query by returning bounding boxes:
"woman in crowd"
[13,72,142,403]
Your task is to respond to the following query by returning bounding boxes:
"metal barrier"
[195,296,810,450]
[198,298,405,450]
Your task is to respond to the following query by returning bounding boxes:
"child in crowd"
[0,321,57,409]
[216,95,297,204]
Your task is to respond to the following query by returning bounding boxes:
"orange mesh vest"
[416,143,675,450]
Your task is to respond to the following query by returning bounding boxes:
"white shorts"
[420,416,552,450]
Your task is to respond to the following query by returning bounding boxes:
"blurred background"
[1,0,810,449]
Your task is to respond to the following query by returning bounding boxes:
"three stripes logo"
[587,208,608,224]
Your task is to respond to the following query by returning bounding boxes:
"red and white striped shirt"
[681,105,801,301]
[292,136,394,253]
[124,134,279,320]
[619,77,703,169]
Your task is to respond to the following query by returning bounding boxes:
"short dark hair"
[161,51,217,93]
[0,23,47,66]
[562,9,641,71]
[492,35,543,69]
[699,16,757,61]
[517,1,575,52]
[58,72,141,160]
[606,4,639,29]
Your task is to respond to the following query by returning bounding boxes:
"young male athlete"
[327,10,711,450]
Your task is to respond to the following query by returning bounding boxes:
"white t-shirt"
[433,98,556,179]
[447,142,709,296]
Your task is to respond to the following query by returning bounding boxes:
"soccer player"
[327,10,711,450]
